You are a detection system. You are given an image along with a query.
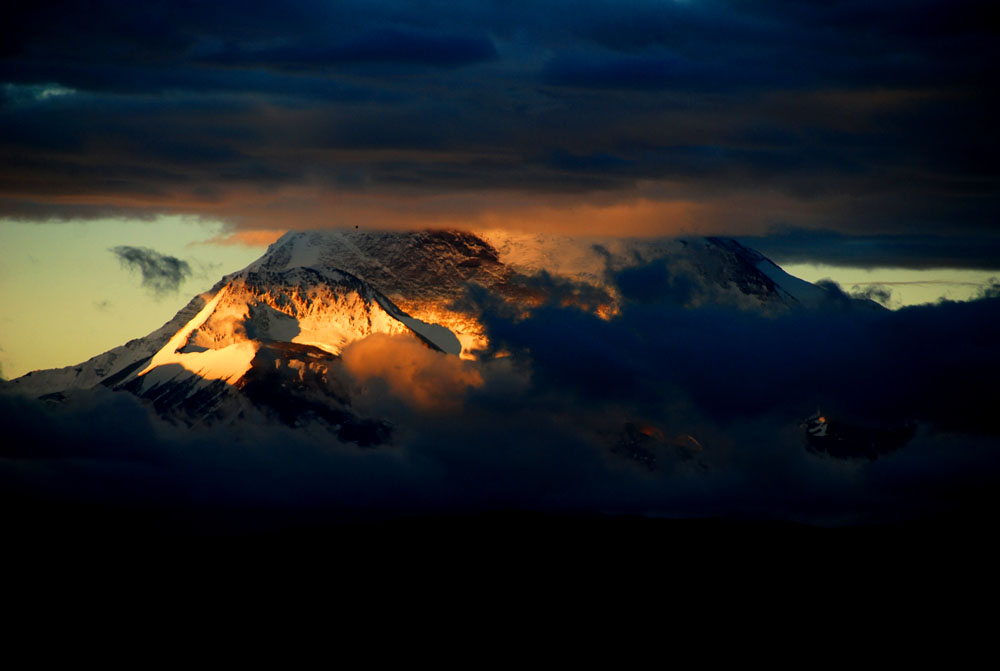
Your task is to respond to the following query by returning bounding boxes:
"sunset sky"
[2,0,998,378]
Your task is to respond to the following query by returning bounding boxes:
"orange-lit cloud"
[193,229,287,247]
[227,186,854,237]
[340,334,483,413]
[7,182,846,238]
[0,148,971,240]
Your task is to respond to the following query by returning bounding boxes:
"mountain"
[5,229,878,439]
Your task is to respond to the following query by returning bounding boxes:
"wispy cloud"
[191,229,286,248]
[849,284,896,308]
[110,245,191,297]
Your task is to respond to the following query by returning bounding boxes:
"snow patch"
[137,286,258,387]
[373,296,462,355]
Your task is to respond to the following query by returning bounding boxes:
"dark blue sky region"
[2,1,998,267]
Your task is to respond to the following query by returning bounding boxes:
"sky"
[2,0,999,374]
[0,217,268,378]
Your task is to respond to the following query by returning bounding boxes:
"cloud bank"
[3,259,998,535]
[741,229,1000,271]
[1,1,997,262]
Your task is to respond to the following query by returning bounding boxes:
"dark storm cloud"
[465,263,1000,436]
[542,52,743,91]
[1,1,998,247]
[741,228,1000,270]
[201,29,498,70]
[111,245,192,296]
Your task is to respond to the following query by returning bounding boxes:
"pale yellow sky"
[782,264,997,308]
[0,217,266,379]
